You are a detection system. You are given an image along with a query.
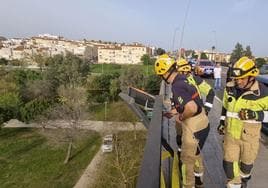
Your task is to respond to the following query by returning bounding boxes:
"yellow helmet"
[155,54,175,75]
[176,58,191,72]
[232,56,259,79]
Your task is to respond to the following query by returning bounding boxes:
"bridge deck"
[163,97,268,188]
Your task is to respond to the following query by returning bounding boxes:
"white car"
[101,134,113,153]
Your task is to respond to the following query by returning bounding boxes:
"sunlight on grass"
[0,128,101,188]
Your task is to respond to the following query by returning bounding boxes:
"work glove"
[217,120,225,135]
[239,109,258,120]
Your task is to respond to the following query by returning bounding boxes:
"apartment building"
[98,44,149,64]
[0,35,151,64]
[194,50,231,63]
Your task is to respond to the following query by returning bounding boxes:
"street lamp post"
[104,101,107,121]
[171,27,180,54]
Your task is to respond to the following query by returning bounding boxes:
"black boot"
[195,176,204,188]
[241,175,251,188]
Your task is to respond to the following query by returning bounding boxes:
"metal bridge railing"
[119,84,175,188]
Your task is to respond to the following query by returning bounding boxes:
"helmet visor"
[231,66,256,78]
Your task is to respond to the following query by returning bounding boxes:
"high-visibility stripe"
[240,173,251,178]
[226,112,239,119]
[194,172,203,177]
[172,153,180,188]
[227,183,242,188]
[204,102,213,108]
[161,170,166,188]
[226,111,260,123]
[220,116,226,120]
[263,111,268,122]
[161,150,180,188]
[194,160,200,168]
[233,161,240,178]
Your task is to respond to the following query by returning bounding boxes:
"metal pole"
[212,30,217,50]
[212,30,217,62]
[104,101,107,120]
[178,0,191,59]
[171,27,179,53]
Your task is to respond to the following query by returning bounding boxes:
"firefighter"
[155,54,210,188]
[217,56,268,188]
[175,58,215,187]
[176,58,215,115]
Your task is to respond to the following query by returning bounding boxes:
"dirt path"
[3,119,145,133]
[73,149,103,188]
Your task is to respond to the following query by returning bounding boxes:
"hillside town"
[0,34,234,65]
[2,0,268,187]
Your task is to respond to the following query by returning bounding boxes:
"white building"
[98,44,149,64]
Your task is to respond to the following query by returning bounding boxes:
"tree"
[96,132,145,187]
[0,92,21,124]
[230,42,244,63]
[244,45,253,59]
[141,54,151,65]
[200,52,208,59]
[87,74,114,103]
[155,48,166,56]
[49,86,88,164]
[21,79,55,102]
[32,54,48,71]
[0,58,8,65]
[141,54,155,66]
[46,53,90,88]
[119,66,145,92]
[255,58,266,68]
[144,74,161,95]
[0,79,17,94]
[13,69,42,89]
[191,51,198,59]
[20,98,53,123]
[109,79,121,102]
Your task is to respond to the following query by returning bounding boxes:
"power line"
[178,0,192,59]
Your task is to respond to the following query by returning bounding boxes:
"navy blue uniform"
[171,74,203,115]
[171,74,210,187]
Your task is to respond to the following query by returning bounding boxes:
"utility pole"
[104,101,107,120]
[171,27,180,54]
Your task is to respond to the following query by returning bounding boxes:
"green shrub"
[20,99,53,123]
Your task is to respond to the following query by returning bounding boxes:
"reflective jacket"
[221,80,268,139]
[186,74,215,111]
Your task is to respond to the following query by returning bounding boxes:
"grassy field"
[92,131,147,188]
[90,63,155,76]
[89,101,139,122]
[0,128,101,188]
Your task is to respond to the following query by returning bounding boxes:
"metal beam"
[119,92,150,128]
[137,96,163,188]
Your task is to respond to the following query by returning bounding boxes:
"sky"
[0,0,267,56]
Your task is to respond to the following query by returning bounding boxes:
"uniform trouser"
[223,123,262,187]
[175,109,209,188]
